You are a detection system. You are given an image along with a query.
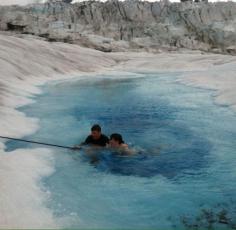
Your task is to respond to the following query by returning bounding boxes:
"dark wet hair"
[91,124,101,132]
[110,133,124,144]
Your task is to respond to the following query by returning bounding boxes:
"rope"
[0,135,80,150]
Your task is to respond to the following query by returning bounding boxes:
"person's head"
[91,124,102,140]
[109,133,124,147]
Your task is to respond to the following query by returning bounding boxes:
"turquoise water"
[7,73,236,229]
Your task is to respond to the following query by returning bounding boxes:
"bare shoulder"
[121,143,129,148]
[121,144,136,155]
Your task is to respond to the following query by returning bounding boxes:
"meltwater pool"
[7,72,236,229]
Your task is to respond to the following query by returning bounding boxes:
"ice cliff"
[0,0,236,54]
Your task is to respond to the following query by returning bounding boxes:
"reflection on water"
[7,73,236,229]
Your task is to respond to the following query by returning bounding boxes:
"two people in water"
[78,124,133,155]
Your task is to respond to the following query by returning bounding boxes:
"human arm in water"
[119,143,136,155]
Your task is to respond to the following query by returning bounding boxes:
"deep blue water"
[7,72,236,229]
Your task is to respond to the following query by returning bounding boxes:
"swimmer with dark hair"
[108,133,135,155]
